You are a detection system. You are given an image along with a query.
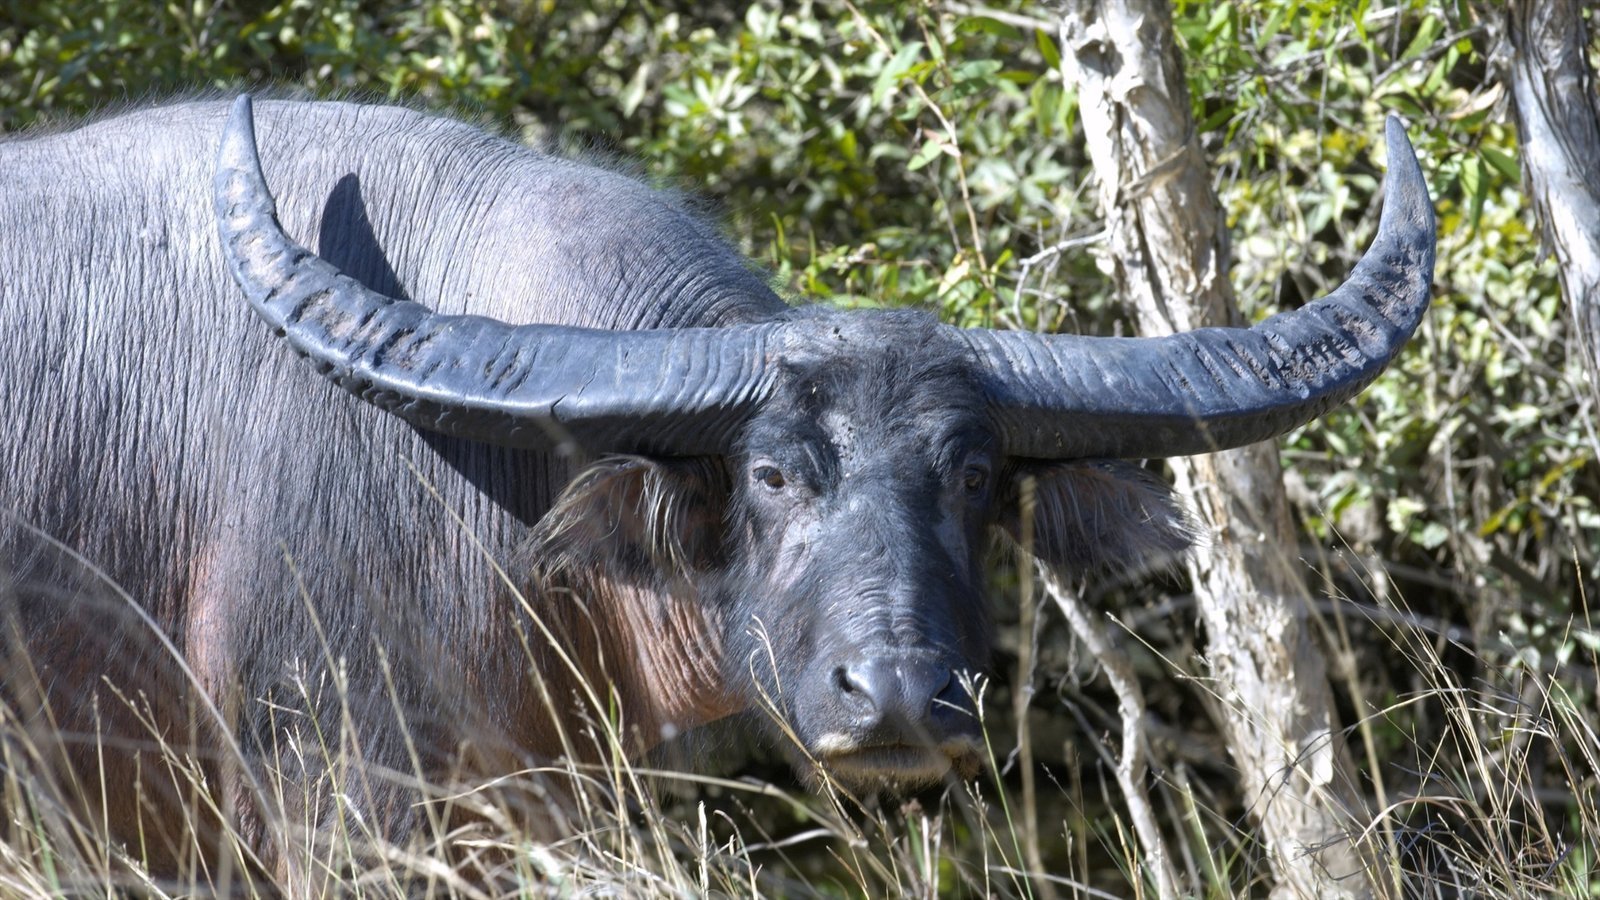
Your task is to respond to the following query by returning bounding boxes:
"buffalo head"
[213,96,1434,792]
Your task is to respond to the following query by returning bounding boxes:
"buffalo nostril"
[836,662,883,713]
[837,657,956,723]
[905,661,955,719]
[929,668,957,710]
[835,665,859,695]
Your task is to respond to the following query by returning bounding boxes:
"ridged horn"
[214,95,778,455]
[966,115,1436,460]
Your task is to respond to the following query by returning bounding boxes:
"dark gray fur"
[0,98,789,873]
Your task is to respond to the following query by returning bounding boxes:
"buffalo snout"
[800,651,983,790]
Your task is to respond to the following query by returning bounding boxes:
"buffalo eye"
[963,463,990,494]
[752,464,786,491]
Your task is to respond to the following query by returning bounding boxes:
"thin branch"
[1040,564,1181,900]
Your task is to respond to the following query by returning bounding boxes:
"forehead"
[745,309,991,455]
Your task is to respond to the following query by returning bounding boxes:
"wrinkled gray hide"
[0,99,786,866]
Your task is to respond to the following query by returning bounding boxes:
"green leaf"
[619,63,650,117]
[1461,154,1485,233]
[1035,28,1060,69]
[871,40,924,105]
[938,257,971,297]
[838,128,858,162]
[952,59,1003,83]
[1401,15,1441,61]
[958,16,1020,40]
[908,139,944,171]
[1197,104,1233,134]
[1481,146,1520,183]
[1257,4,1287,50]
[1417,522,1450,550]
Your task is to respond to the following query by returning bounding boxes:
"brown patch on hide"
[517,456,739,760]
[0,537,267,889]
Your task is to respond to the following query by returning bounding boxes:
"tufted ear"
[997,459,1194,578]
[529,456,728,583]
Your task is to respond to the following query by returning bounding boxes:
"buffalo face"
[715,310,996,789]
[701,310,1194,791]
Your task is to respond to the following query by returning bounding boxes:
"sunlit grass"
[1,555,1595,897]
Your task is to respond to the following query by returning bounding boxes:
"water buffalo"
[0,95,1435,880]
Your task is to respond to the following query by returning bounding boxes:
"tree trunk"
[1504,0,1600,394]
[1054,2,1378,896]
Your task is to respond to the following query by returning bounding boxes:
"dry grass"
[0,552,1595,899]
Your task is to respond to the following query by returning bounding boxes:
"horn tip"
[219,94,260,173]
[1382,114,1426,195]
[1383,113,1408,147]
[1380,113,1435,240]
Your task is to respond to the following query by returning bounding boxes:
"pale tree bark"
[1053,2,1379,896]
[1504,0,1600,396]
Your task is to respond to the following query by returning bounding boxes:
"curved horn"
[967,115,1436,460]
[214,95,777,455]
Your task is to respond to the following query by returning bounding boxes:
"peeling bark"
[1505,0,1600,395]
[1053,2,1379,896]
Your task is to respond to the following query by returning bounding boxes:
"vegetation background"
[1,0,1596,896]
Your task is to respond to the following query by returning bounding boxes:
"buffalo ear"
[529,456,727,581]
[997,459,1194,578]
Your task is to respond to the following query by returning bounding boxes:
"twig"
[1018,227,1110,267]
[941,3,1054,34]
[1040,564,1181,900]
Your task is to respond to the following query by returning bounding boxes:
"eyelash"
[963,464,989,493]
[752,464,786,490]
